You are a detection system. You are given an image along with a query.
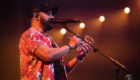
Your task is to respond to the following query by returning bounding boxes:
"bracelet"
[66,44,72,53]
[76,55,84,62]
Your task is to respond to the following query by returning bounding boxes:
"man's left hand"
[76,41,92,60]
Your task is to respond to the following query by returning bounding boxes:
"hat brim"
[43,6,58,15]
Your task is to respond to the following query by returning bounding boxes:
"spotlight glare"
[124,7,130,14]
[80,23,85,28]
[99,16,105,22]
[61,28,66,34]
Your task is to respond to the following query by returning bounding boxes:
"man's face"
[40,11,54,31]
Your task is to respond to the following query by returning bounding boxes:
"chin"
[44,25,53,31]
[43,22,53,31]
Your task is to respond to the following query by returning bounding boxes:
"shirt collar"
[30,27,51,38]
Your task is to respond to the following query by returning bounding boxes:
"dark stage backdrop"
[0,0,140,80]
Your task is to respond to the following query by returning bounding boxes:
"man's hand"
[68,35,82,49]
[76,41,92,60]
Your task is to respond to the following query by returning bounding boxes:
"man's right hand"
[69,35,82,49]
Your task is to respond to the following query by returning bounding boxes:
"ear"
[33,12,39,21]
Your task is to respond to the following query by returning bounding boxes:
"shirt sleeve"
[25,31,49,54]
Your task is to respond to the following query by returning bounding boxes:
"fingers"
[69,35,82,49]
[69,35,92,50]
[80,42,91,55]
[82,41,92,50]
[74,35,83,48]
[81,46,88,56]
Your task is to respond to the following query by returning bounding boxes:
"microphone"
[50,18,80,24]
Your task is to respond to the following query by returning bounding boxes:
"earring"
[35,14,39,18]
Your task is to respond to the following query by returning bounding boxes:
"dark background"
[0,0,140,80]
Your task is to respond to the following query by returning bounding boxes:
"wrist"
[68,43,75,49]
[66,44,72,53]
[76,55,84,62]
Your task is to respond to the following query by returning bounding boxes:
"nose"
[50,15,54,18]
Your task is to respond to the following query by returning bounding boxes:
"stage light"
[124,7,130,14]
[99,16,105,22]
[61,28,66,34]
[80,23,85,28]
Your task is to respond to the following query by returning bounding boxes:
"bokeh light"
[80,23,85,28]
[124,7,130,14]
[99,16,105,22]
[60,28,66,34]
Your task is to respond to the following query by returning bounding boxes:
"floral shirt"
[19,27,67,80]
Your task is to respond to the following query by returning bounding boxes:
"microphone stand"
[60,23,135,80]
[114,66,121,80]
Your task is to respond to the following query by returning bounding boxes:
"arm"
[34,35,81,63]
[64,57,79,74]
[34,45,71,62]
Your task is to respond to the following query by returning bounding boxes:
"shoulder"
[21,27,42,39]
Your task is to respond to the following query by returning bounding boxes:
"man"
[19,3,91,80]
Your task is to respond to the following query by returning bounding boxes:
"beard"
[40,15,53,31]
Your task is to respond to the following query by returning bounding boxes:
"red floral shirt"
[19,27,67,80]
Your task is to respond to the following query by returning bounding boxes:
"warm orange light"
[80,23,85,28]
[60,28,66,34]
[124,7,130,14]
[99,16,105,22]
